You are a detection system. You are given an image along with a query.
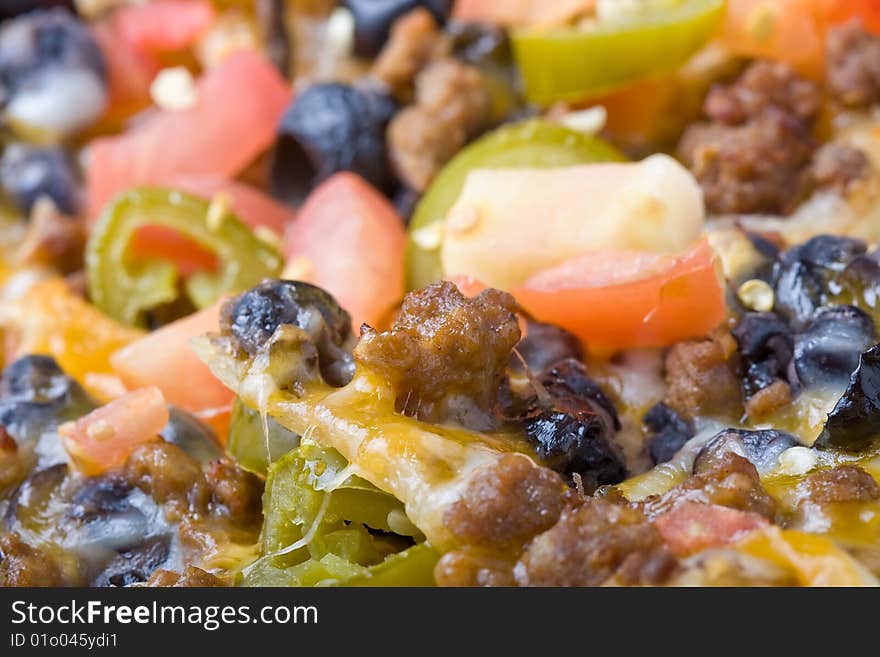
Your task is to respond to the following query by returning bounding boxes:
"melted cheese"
[194,336,533,550]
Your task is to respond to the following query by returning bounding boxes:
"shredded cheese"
[194,335,529,550]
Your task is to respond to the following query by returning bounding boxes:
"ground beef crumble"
[809,142,871,194]
[796,465,880,506]
[744,378,793,420]
[680,109,816,215]
[125,442,263,524]
[370,8,443,101]
[826,19,880,109]
[125,442,211,516]
[434,546,517,587]
[16,199,86,273]
[703,59,821,124]
[204,459,263,525]
[514,496,678,587]
[437,432,783,585]
[680,32,877,216]
[147,566,225,587]
[0,532,65,586]
[372,7,492,192]
[443,454,567,549]
[354,281,521,430]
[790,466,880,549]
[387,58,491,191]
[650,451,778,521]
[664,329,743,422]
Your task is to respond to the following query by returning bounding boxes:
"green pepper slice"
[260,440,419,561]
[244,540,438,587]
[242,552,370,587]
[512,0,725,106]
[227,398,301,476]
[248,440,434,586]
[86,187,282,326]
[334,543,439,587]
[405,119,624,290]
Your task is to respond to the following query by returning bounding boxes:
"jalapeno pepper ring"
[87,187,282,326]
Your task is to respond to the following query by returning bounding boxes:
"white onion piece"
[441,154,705,289]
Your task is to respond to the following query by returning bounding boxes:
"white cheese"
[777,446,819,477]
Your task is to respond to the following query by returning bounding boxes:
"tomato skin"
[87,51,291,216]
[169,176,295,237]
[821,0,880,32]
[112,0,216,54]
[654,501,769,556]
[511,239,724,350]
[92,22,160,120]
[129,227,219,278]
[284,173,406,331]
[60,386,169,476]
[720,0,880,77]
[110,303,233,416]
[444,274,488,298]
[91,0,217,124]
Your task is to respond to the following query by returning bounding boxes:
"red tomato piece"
[130,227,219,277]
[60,387,169,476]
[87,51,291,215]
[720,0,880,77]
[511,238,724,350]
[284,173,406,331]
[169,176,295,236]
[819,0,880,33]
[654,501,769,557]
[110,303,233,417]
[444,274,489,298]
[721,0,824,77]
[112,0,216,54]
[91,0,216,124]
[92,21,160,120]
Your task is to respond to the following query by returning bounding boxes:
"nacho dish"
[4,0,880,587]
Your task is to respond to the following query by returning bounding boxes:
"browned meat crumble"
[0,532,65,587]
[388,57,491,191]
[703,59,821,124]
[680,28,877,216]
[354,281,521,430]
[653,450,778,520]
[514,496,678,587]
[745,379,793,421]
[663,329,743,422]
[826,18,880,108]
[147,566,225,587]
[125,442,262,523]
[371,7,443,102]
[796,465,880,506]
[809,142,871,194]
[443,454,567,550]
